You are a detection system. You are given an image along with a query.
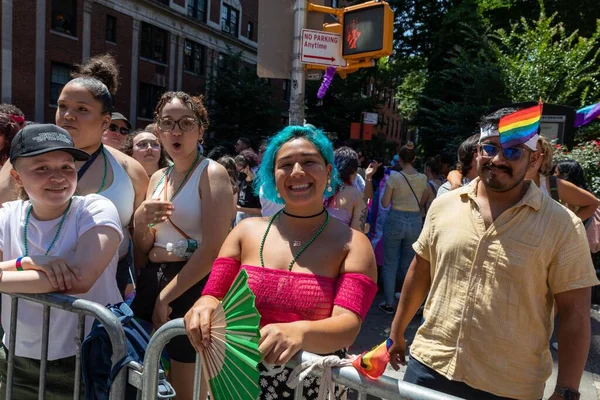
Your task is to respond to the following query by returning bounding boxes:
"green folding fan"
[199,269,262,400]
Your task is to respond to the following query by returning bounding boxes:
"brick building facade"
[0,0,285,129]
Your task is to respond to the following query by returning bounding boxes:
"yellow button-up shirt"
[411,178,599,400]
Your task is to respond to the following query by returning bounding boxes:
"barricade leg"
[5,297,18,400]
[38,305,51,400]
[73,314,85,400]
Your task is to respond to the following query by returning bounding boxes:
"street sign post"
[301,29,347,67]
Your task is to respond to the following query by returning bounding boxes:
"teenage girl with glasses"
[131,92,233,399]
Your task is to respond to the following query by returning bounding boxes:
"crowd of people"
[0,52,597,400]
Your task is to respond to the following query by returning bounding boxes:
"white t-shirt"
[0,195,123,360]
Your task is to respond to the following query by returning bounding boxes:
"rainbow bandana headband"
[497,103,543,150]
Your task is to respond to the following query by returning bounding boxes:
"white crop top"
[538,174,550,196]
[153,158,210,248]
[100,149,135,256]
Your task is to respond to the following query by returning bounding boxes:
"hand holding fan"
[199,269,262,400]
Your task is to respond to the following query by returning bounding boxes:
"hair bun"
[405,141,415,150]
[71,54,120,96]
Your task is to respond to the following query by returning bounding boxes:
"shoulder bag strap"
[164,171,192,240]
[399,172,421,208]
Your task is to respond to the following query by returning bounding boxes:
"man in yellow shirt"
[389,107,599,400]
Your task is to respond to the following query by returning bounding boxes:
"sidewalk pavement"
[349,293,600,400]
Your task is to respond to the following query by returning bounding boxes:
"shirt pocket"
[494,238,539,283]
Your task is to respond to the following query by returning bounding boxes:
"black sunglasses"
[479,143,527,161]
[109,124,130,135]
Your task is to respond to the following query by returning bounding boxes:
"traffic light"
[342,1,393,60]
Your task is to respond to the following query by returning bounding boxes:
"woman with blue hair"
[185,125,378,399]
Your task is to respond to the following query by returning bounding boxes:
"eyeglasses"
[479,143,527,161]
[108,124,130,135]
[157,117,198,132]
[134,140,161,150]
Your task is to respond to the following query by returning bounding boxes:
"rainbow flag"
[352,338,392,379]
[498,103,543,149]
[575,103,600,128]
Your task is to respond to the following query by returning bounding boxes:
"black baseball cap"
[10,124,91,165]
[111,112,132,129]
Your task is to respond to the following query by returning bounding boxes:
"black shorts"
[130,261,207,363]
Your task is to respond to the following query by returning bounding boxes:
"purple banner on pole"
[575,103,600,128]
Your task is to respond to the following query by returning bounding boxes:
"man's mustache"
[483,162,512,175]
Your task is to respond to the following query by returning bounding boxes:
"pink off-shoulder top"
[202,257,377,326]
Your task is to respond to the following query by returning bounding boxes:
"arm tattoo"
[359,205,368,233]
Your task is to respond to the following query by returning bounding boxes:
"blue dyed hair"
[254,125,340,204]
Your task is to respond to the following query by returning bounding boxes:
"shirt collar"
[459,177,543,211]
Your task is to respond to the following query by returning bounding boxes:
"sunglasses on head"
[109,124,130,135]
[479,143,527,161]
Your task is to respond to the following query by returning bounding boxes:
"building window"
[50,63,71,105]
[184,40,205,75]
[106,15,117,43]
[247,21,255,41]
[221,4,239,37]
[188,0,207,22]
[140,22,168,64]
[51,0,77,36]
[138,83,164,120]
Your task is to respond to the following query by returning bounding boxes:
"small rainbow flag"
[498,103,543,149]
[352,338,392,379]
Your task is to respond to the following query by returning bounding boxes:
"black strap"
[77,144,104,181]
[399,172,421,208]
[549,175,560,202]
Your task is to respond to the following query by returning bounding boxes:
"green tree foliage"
[492,13,600,106]
[207,48,283,142]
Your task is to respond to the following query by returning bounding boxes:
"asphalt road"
[348,293,600,400]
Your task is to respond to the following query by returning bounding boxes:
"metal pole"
[289,0,307,126]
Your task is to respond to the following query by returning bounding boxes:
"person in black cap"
[102,111,132,150]
[0,124,124,399]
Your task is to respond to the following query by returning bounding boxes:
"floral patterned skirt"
[257,350,348,400]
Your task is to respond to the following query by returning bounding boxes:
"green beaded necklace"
[151,151,201,200]
[259,208,330,271]
[96,148,108,194]
[23,198,73,256]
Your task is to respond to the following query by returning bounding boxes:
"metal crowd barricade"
[139,318,464,400]
[1,293,128,400]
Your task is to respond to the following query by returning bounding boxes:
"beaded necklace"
[259,208,330,271]
[152,151,201,200]
[23,198,73,256]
